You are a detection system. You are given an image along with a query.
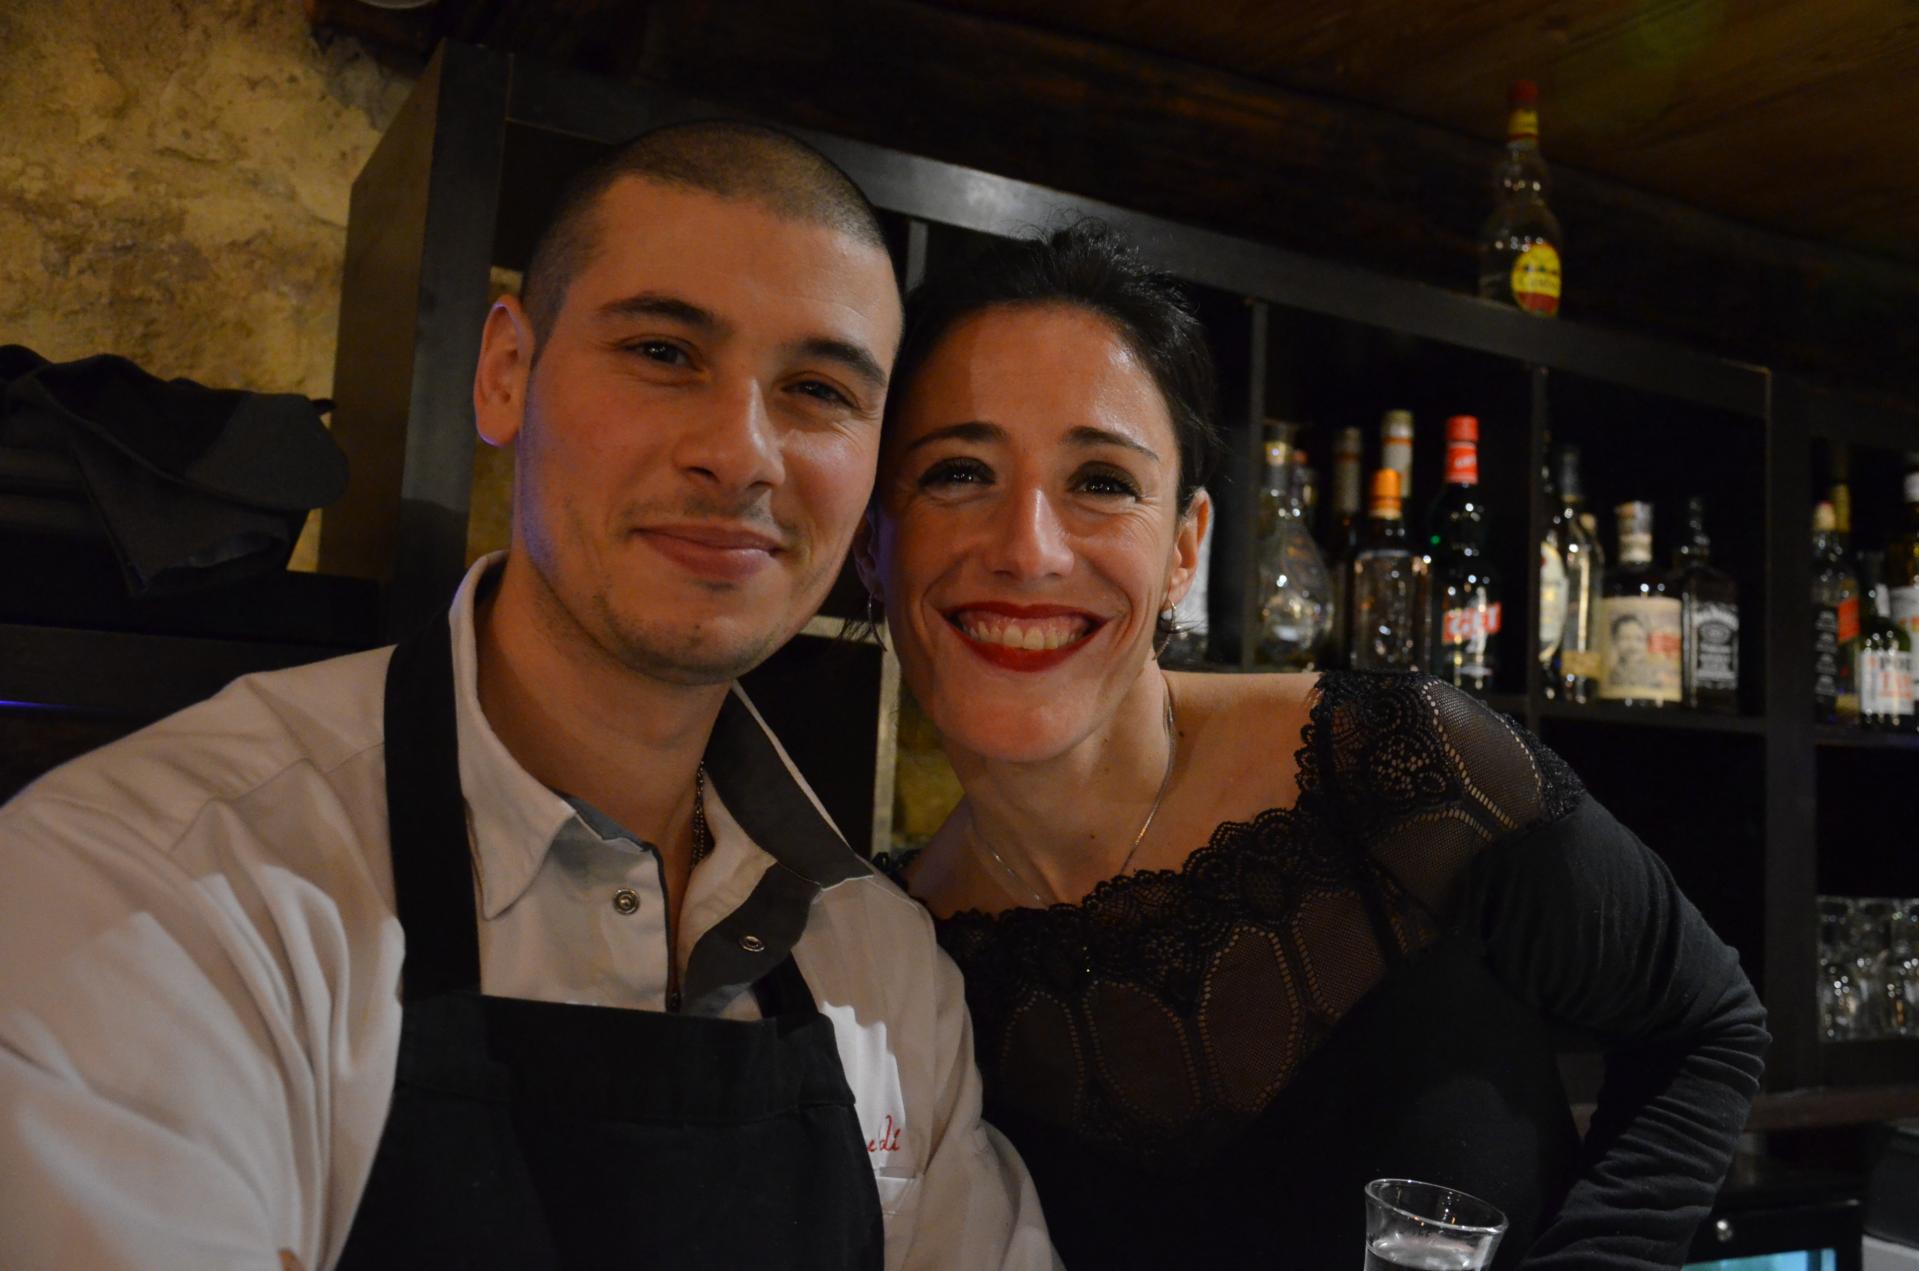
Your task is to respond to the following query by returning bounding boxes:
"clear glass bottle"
[1350,468,1419,671]
[1599,501,1682,708]
[1673,496,1739,713]
[1858,550,1916,733]
[1538,447,1567,681]
[1254,424,1334,670]
[1477,80,1563,317]
[1425,415,1500,692]
[1811,500,1859,724]
[1325,424,1365,668]
[1889,467,1919,718]
[1544,444,1602,703]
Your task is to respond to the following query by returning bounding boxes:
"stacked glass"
[1817,895,1919,1041]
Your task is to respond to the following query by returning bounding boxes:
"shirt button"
[738,933,766,953]
[612,888,640,915]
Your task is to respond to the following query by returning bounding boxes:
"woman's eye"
[918,457,994,490]
[1076,467,1143,499]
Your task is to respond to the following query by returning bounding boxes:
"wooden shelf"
[0,624,354,720]
[1536,700,1768,735]
[1815,725,1919,751]
[1744,1081,1919,1132]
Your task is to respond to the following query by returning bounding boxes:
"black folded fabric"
[0,345,347,596]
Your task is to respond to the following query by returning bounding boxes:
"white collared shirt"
[0,555,1057,1271]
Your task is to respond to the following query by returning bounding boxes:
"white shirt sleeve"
[895,941,1060,1271]
[0,793,338,1271]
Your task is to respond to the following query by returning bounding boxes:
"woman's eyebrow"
[1065,424,1159,461]
[904,420,1005,452]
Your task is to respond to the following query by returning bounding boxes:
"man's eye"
[625,340,689,366]
[793,379,854,408]
[918,457,993,490]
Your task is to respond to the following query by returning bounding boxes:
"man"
[0,122,1056,1270]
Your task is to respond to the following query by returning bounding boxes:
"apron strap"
[383,615,483,1001]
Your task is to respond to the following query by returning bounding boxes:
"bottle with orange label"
[1599,501,1683,708]
[1477,80,1564,317]
[1424,415,1501,692]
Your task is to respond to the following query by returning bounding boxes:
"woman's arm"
[1459,796,1768,1268]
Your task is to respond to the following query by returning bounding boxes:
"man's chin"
[605,622,790,687]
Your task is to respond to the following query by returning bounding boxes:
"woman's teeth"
[955,614,1092,651]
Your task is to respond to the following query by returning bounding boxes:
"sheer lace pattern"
[935,672,1583,1170]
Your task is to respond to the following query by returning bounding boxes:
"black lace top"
[918,672,1767,1270]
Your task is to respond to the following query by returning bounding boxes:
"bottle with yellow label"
[1477,80,1564,317]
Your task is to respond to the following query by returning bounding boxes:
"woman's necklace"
[970,674,1179,909]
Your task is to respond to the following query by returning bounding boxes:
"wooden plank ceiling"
[933,0,1919,265]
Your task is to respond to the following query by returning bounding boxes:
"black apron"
[334,616,885,1269]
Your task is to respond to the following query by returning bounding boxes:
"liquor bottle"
[1811,500,1860,724]
[1477,80,1564,317]
[1162,486,1215,667]
[1891,467,1919,717]
[1858,550,1916,733]
[1673,496,1739,713]
[1425,416,1500,692]
[1292,450,1320,537]
[1326,425,1365,666]
[1380,410,1415,509]
[1599,501,1682,708]
[1253,424,1334,670]
[1350,468,1419,671]
[1538,447,1568,682]
[1544,445,1603,703]
[1379,409,1431,660]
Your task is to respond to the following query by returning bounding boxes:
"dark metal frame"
[309,42,1917,1113]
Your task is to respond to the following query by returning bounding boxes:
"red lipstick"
[943,602,1104,672]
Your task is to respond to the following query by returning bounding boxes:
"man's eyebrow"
[903,420,1006,453]
[794,336,889,392]
[1065,424,1160,461]
[595,293,726,334]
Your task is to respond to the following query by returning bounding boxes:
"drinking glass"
[1817,896,1863,1041]
[1363,1179,1507,1270]
[1854,898,1895,1039]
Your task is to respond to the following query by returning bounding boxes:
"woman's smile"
[944,602,1106,670]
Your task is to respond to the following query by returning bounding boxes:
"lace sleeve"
[1312,671,1583,920]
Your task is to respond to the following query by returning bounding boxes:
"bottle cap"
[1509,80,1539,107]
[1813,501,1836,533]
[1445,415,1479,443]
[1370,468,1401,501]
[1381,409,1414,438]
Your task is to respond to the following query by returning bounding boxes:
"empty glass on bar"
[1363,1179,1507,1270]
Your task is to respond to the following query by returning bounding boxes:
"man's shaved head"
[521,120,891,341]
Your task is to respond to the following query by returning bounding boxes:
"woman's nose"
[980,486,1075,580]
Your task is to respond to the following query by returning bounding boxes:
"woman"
[860,222,1767,1269]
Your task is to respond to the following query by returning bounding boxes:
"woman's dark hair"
[886,220,1222,514]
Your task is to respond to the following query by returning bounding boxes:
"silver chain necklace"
[969,674,1179,909]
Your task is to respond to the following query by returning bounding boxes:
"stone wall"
[0,0,421,566]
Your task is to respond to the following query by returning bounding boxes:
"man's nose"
[674,380,785,494]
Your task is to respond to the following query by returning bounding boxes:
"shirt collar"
[448,553,872,921]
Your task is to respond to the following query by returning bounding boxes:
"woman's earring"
[1154,604,1178,660]
[866,591,889,652]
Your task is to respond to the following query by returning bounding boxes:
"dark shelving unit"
[264,41,1919,1121]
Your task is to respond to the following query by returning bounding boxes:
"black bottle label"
[1813,605,1841,708]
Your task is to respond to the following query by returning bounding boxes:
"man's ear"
[1165,488,1212,610]
[851,505,883,603]
[474,295,537,448]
